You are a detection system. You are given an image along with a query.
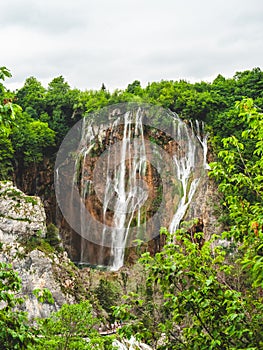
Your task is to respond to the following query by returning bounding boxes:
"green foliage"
[126,80,143,95]
[0,66,12,81]
[34,301,116,349]
[114,229,263,349]
[0,134,14,178]
[0,262,37,349]
[94,279,121,321]
[45,76,80,144]
[0,68,55,178]
[33,288,54,304]
[15,77,46,118]
[0,67,21,137]
[0,68,20,178]
[209,98,263,240]
[46,223,62,250]
[12,117,56,164]
[241,231,263,288]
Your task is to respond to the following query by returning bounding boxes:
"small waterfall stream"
[168,119,209,233]
[55,104,208,270]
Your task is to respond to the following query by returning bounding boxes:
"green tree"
[84,89,111,114]
[209,98,263,240]
[0,67,21,137]
[126,80,143,95]
[209,98,263,289]
[0,67,21,178]
[94,279,120,322]
[12,117,56,164]
[35,301,116,349]
[45,76,81,144]
[0,66,12,100]
[234,67,263,102]
[16,77,46,119]
[0,262,37,349]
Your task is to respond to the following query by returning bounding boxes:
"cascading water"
[97,111,148,270]
[193,120,210,170]
[55,103,208,271]
[168,119,209,233]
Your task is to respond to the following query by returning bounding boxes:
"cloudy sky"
[1,0,262,91]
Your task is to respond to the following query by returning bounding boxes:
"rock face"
[185,175,224,240]
[0,181,46,243]
[14,157,56,223]
[0,245,75,319]
[0,181,76,319]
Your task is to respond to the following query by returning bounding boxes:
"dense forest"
[0,66,263,349]
[1,66,262,179]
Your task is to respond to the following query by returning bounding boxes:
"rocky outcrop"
[14,157,56,223]
[0,245,75,319]
[185,175,224,239]
[0,181,46,243]
[0,181,77,319]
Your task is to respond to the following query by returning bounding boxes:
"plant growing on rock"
[0,262,37,349]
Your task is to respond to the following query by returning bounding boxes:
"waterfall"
[98,110,147,270]
[194,120,210,170]
[168,120,206,233]
[55,104,208,270]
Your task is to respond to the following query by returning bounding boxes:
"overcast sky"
[1,0,262,91]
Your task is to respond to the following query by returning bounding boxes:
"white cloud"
[1,0,263,91]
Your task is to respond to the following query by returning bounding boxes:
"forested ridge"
[0,66,263,349]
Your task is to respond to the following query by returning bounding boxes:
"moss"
[37,240,55,255]
[18,232,55,256]
[3,188,22,198]
[46,223,62,251]
[0,213,32,222]
[53,259,88,300]
[24,196,38,206]
[0,187,38,206]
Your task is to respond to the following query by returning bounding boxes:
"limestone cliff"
[0,181,78,319]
